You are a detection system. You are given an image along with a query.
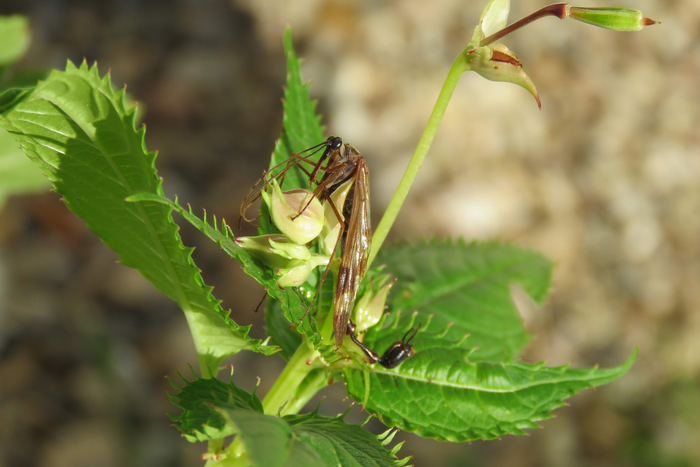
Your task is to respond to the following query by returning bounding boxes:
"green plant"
[0,1,655,465]
[0,15,49,206]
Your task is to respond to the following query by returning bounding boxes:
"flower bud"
[276,254,330,288]
[568,7,657,32]
[236,234,302,268]
[479,0,510,37]
[268,236,311,260]
[353,275,396,333]
[468,44,541,109]
[236,234,329,287]
[276,259,311,287]
[321,178,353,256]
[261,179,324,245]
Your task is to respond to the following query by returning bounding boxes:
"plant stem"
[261,339,320,415]
[479,3,569,47]
[282,368,329,415]
[368,53,469,267]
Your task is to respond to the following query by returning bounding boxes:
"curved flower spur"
[239,136,419,369]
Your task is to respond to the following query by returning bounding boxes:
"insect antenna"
[403,323,421,344]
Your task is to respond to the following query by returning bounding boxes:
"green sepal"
[568,6,657,32]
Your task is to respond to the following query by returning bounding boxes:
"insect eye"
[330,137,343,150]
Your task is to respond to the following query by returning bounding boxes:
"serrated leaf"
[126,192,334,355]
[261,28,331,354]
[285,413,408,467]
[266,297,303,360]
[168,369,263,442]
[345,346,636,442]
[269,27,325,192]
[371,239,552,362]
[219,409,297,466]
[126,30,337,359]
[0,61,272,371]
[170,374,407,467]
[0,15,30,67]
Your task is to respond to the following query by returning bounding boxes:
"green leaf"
[170,373,408,467]
[131,30,336,358]
[0,124,50,206]
[265,298,302,360]
[285,413,408,467]
[0,15,31,67]
[220,410,298,467]
[168,368,264,442]
[126,192,337,358]
[345,345,636,442]
[0,61,272,372]
[269,27,325,192]
[372,239,552,362]
[0,88,29,114]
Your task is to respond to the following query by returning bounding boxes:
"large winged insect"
[241,136,417,368]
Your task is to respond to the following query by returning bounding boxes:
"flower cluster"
[236,177,392,324]
[236,179,330,287]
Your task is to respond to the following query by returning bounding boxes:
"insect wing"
[332,158,371,346]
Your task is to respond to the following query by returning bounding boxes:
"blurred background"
[0,0,697,466]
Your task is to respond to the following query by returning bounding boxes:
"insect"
[241,136,418,368]
[347,321,419,369]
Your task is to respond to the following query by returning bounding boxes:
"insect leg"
[253,290,268,313]
[291,172,343,222]
[279,149,326,186]
[240,152,327,227]
[346,320,380,364]
[298,195,345,324]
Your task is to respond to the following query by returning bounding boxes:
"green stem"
[479,3,569,47]
[261,339,320,415]
[368,52,469,267]
[282,368,329,415]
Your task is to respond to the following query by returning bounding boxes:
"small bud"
[236,234,302,268]
[479,0,510,37]
[261,179,324,245]
[268,236,311,260]
[276,259,311,287]
[353,275,396,333]
[568,6,657,32]
[276,254,329,288]
[236,234,329,287]
[468,44,541,109]
[321,178,353,255]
